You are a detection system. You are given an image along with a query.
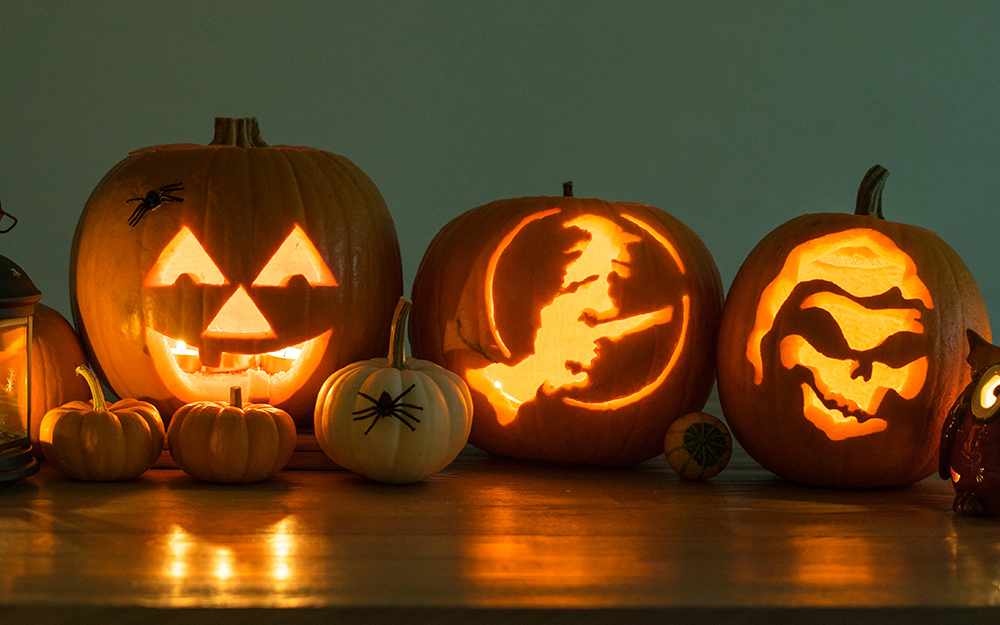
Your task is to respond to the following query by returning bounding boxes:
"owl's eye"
[972,364,1000,422]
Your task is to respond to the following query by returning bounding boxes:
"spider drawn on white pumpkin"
[352,383,423,434]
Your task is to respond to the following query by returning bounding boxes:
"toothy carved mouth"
[145,327,331,406]
[800,383,887,441]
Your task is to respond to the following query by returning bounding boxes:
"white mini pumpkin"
[314,298,473,483]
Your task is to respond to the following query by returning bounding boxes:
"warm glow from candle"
[978,375,1000,412]
[746,228,933,385]
[144,226,227,287]
[252,225,337,287]
[202,286,276,339]
[169,340,199,356]
[468,211,685,425]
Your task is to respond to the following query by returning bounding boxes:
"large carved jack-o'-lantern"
[409,184,723,465]
[717,166,990,487]
[71,118,403,427]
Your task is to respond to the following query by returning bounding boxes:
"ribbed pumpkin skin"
[167,400,296,484]
[717,211,990,487]
[30,304,91,455]
[70,132,403,428]
[314,356,473,484]
[40,397,164,481]
[409,195,723,466]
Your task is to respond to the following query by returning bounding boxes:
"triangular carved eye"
[253,225,337,287]
[144,226,227,286]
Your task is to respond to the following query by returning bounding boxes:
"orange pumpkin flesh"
[70,118,403,427]
[717,166,990,487]
[410,186,723,465]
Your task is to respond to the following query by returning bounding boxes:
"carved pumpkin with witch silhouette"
[717,166,990,487]
[70,118,403,427]
[409,184,723,465]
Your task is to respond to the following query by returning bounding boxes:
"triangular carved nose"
[202,286,275,339]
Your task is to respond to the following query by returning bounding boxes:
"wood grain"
[3,418,1000,623]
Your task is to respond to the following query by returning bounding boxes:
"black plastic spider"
[353,384,423,434]
[126,183,184,227]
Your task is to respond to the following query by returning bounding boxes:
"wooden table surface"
[4,406,1000,624]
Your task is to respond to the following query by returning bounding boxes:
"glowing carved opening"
[166,338,304,374]
[467,212,684,426]
[144,226,227,286]
[972,365,1000,421]
[202,286,276,339]
[621,214,687,275]
[800,292,924,351]
[747,229,933,384]
[783,289,927,439]
[781,335,927,415]
[565,295,689,411]
[146,327,331,405]
[484,209,561,359]
[253,225,337,287]
[980,378,1000,411]
[799,382,889,440]
[142,224,339,406]
[781,334,927,440]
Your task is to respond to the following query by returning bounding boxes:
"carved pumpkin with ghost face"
[70,118,403,427]
[717,166,990,487]
[409,186,723,466]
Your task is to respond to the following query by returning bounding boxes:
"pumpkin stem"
[209,117,270,147]
[75,366,107,412]
[563,181,574,197]
[229,386,242,408]
[855,165,888,219]
[389,297,412,369]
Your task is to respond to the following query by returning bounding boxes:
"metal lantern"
[0,207,41,487]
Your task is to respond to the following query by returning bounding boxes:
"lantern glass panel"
[0,316,29,450]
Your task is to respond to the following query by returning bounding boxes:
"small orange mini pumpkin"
[39,366,164,481]
[717,166,990,487]
[167,386,296,483]
[663,412,732,480]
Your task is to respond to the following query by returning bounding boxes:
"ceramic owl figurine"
[940,330,1000,517]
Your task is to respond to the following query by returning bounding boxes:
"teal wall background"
[2,1,998,330]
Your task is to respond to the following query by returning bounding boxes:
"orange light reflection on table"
[788,532,879,603]
[460,485,657,607]
[162,516,301,606]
